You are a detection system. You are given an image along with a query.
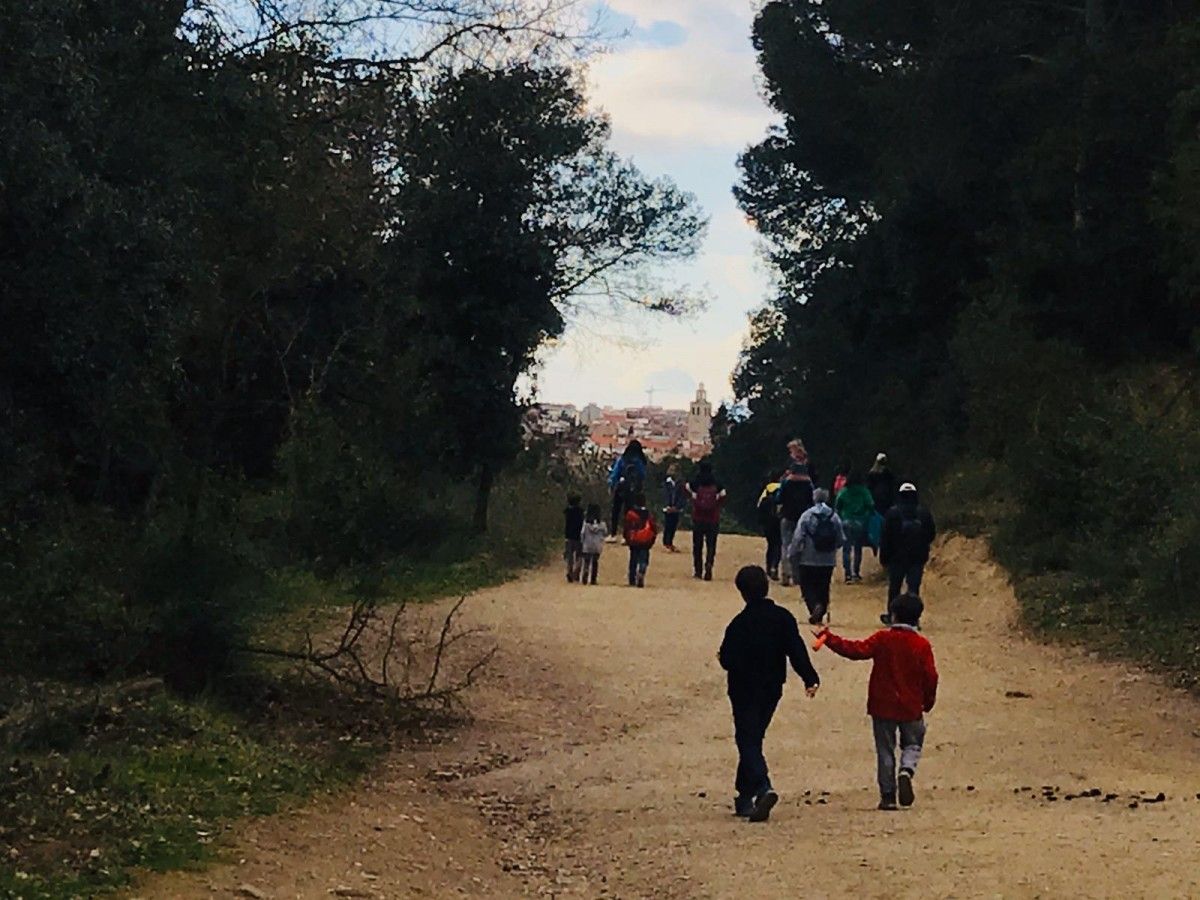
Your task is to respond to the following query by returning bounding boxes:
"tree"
[387,66,704,528]
[717,0,1199,519]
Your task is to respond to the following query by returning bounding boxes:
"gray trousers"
[780,519,798,582]
[872,717,926,796]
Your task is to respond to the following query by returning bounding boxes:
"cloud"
[532,323,748,411]
[531,2,772,410]
[587,1,772,151]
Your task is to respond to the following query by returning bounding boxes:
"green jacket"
[835,484,875,526]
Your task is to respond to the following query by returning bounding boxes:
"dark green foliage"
[721,0,1200,682]
[0,1,700,692]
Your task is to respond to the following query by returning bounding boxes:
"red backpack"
[692,484,721,524]
[629,512,658,548]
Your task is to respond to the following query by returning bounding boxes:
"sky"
[528,0,778,412]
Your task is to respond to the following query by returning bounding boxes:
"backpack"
[692,484,721,523]
[756,486,780,524]
[620,462,645,501]
[898,507,926,557]
[629,513,657,548]
[808,510,839,553]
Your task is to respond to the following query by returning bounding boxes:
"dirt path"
[138,535,1200,899]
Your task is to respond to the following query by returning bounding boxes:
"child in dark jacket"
[719,566,820,822]
[815,593,938,810]
[563,494,584,582]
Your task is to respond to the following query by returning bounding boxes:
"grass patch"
[0,682,377,900]
[933,458,1200,693]
[1,470,586,898]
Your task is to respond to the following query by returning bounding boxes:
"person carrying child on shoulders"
[719,566,820,823]
[563,494,585,583]
[622,492,657,588]
[777,461,816,588]
[814,593,938,811]
[579,504,606,586]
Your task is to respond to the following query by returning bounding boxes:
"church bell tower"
[687,384,713,444]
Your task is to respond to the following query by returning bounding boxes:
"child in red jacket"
[815,593,938,810]
[623,492,657,588]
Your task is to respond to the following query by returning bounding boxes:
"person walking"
[757,473,784,581]
[835,471,875,583]
[787,488,845,625]
[686,461,726,581]
[719,566,820,821]
[879,482,936,623]
[607,440,648,541]
[563,493,584,583]
[831,461,850,499]
[777,462,816,588]
[579,503,607,586]
[662,463,686,553]
[814,593,938,810]
[622,492,657,588]
[866,452,897,517]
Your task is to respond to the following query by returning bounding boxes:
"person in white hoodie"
[787,488,846,625]
[579,503,607,586]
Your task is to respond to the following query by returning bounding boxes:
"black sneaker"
[636,573,646,588]
[703,568,713,582]
[878,792,898,811]
[693,571,703,579]
[733,795,754,818]
[844,574,853,585]
[748,789,778,822]
[898,769,915,807]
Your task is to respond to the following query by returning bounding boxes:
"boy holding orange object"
[814,593,938,810]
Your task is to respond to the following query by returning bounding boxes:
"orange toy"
[811,631,829,652]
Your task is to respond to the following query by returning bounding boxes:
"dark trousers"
[842,524,864,577]
[730,688,781,799]
[610,492,625,537]
[799,564,833,621]
[627,546,649,583]
[764,525,782,575]
[580,553,599,584]
[692,521,719,575]
[887,562,925,606]
[663,511,681,547]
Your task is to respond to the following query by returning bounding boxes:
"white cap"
[899,482,917,493]
[876,452,888,462]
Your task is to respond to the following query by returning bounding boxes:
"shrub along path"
[138,536,1200,898]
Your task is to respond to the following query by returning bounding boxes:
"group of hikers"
[757,443,937,626]
[562,439,726,588]
[563,437,937,627]
[561,435,941,824]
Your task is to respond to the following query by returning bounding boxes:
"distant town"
[523,386,714,461]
